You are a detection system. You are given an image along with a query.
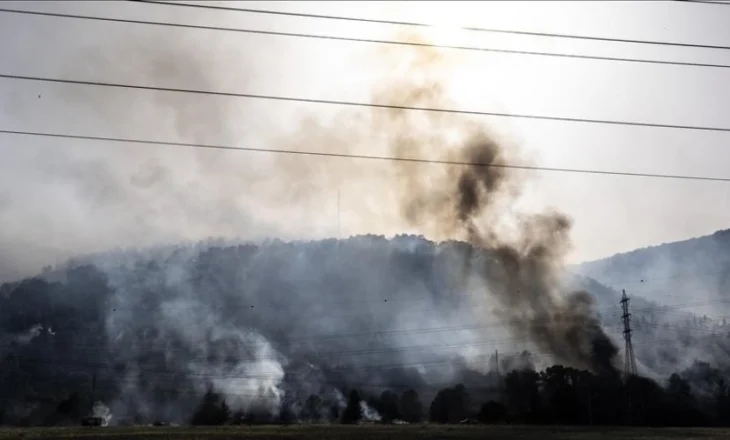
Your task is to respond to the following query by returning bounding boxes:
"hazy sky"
[2,1,730,279]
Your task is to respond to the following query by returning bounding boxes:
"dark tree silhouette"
[429,384,471,424]
[504,369,541,423]
[714,379,730,426]
[399,389,423,423]
[229,409,246,425]
[541,365,591,425]
[376,390,400,423]
[190,387,230,426]
[478,401,508,424]
[301,394,323,422]
[665,373,706,426]
[55,392,85,419]
[341,389,362,424]
[277,403,296,425]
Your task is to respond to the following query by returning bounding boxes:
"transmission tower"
[620,289,637,379]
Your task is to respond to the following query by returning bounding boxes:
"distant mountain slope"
[1,235,727,426]
[574,229,730,315]
[569,230,730,380]
[2,235,623,425]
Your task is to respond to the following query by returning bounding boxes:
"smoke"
[278,34,620,375]
[95,238,502,424]
[1,16,621,423]
[91,401,112,427]
[360,401,382,422]
[92,31,617,421]
[13,323,43,345]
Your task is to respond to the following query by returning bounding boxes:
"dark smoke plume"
[354,37,620,375]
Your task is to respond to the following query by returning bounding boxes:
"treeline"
[2,238,730,426]
[187,387,423,426]
[185,363,730,427]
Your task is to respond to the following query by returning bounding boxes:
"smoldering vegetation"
[0,236,561,425]
[2,14,730,428]
[1,238,730,427]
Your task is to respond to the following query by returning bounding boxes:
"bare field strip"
[2,425,730,440]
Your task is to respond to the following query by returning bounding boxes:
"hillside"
[575,229,730,315]
[1,235,728,426]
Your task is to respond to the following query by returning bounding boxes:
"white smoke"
[359,401,382,422]
[92,401,112,427]
[14,324,43,345]
[102,254,291,422]
[197,328,286,415]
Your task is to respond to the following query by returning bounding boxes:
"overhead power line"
[1,315,626,351]
[4,73,730,136]
[600,268,730,288]
[3,129,730,183]
[2,318,723,369]
[2,283,724,347]
[132,0,730,52]
[9,318,729,387]
[631,298,730,313]
[1,7,730,70]
[10,322,725,365]
[4,335,555,362]
[15,353,545,393]
[9,317,725,361]
[673,0,730,5]
[9,330,626,375]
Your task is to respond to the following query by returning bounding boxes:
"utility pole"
[495,350,500,376]
[620,289,637,379]
[621,289,637,425]
[92,371,97,405]
[493,349,505,402]
[337,188,341,239]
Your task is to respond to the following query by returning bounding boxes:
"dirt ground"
[3,425,730,440]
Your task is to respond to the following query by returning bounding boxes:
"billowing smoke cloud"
[1,20,620,424]
[289,35,620,375]
[94,33,617,421]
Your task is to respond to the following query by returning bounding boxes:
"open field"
[2,425,730,440]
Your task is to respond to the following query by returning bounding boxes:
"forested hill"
[1,235,729,426]
[574,229,730,310]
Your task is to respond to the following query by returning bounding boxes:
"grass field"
[2,425,730,440]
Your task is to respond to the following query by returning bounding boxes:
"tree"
[329,403,341,422]
[229,409,246,425]
[429,389,448,423]
[341,389,362,424]
[277,402,296,425]
[429,384,470,424]
[504,369,542,423]
[714,378,730,426]
[220,398,230,424]
[301,394,323,422]
[541,365,583,424]
[376,391,400,423]
[399,389,422,423]
[56,392,85,419]
[667,374,691,400]
[190,387,230,425]
[625,375,667,426]
[478,401,508,424]
[665,373,706,426]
